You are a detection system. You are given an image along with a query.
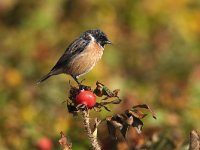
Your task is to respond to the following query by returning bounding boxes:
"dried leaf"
[111,99,122,104]
[94,81,120,100]
[93,88,103,97]
[105,103,155,139]
[68,86,79,101]
[94,99,121,112]
[125,115,134,126]
[126,109,147,119]
[99,99,122,105]
[132,104,157,119]
[132,117,144,134]
[106,117,118,140]
[113,114,126,126]
[67,103,78,116]
[120,124,130,138]
[94,81,104,97]
[113,89,120,96]
[108,115,129,138]
[93,82,103,96]
[102,86,115,97]
[92,118,101,138]
[119,116,134,138]
[59,131,72,150]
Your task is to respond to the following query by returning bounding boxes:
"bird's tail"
[37,72,52,84]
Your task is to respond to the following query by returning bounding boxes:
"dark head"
[84,29,111,47]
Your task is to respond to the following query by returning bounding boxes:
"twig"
[82,110,101,150]
[189,130,200,150]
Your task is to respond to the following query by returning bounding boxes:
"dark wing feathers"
[51,37,90,71]
[37,33,91,84]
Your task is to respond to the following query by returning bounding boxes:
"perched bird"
[37,29,111,85]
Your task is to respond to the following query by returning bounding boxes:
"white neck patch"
[89,34,95,43]
[89,34,104,49]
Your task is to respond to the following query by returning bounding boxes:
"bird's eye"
[101,36,107,41]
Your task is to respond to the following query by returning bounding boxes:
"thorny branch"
[82,110,101,150]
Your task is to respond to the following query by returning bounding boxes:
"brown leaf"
[132,117,144,134]
[94,99,122,112]
[120,124,130,138]
[106,117,118,140]
[59,131,72,150]
[125,115,134,126]
[126,109,147,119]
[132,104,157,119]
[100,99,122,105]
[111,99,122,104]
[107,115,132,139]
[94,82,104,97]
[95,81,120,99]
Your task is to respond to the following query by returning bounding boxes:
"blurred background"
[0,0,200,149]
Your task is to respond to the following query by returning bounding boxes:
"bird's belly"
[66,50,103,77]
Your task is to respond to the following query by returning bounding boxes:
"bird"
[37,29,111,85]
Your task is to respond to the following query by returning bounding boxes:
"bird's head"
[85,29,112,48]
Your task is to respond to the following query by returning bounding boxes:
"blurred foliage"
[0,0,200,149]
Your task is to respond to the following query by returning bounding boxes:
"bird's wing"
[51,37,90,71]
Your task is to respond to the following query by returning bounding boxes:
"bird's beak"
[105,40,112,44]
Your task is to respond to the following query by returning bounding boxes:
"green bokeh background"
[0,0,200,149]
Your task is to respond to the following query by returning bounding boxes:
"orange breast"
[66,41,104,77]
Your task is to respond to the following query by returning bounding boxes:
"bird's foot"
[71,76,91,90]
[79,84,91,91]
[78,79,88,90]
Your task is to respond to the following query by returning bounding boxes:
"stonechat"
[37,29,111,85]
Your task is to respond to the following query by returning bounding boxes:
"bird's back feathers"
[51,36,90,72]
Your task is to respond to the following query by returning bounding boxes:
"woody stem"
[82,110,101,150]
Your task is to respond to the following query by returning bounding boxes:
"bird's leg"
[72,76,81,86]
[72,76,89,90]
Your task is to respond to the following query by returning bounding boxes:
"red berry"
[76,90,96,108]
[37,137,52,150]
